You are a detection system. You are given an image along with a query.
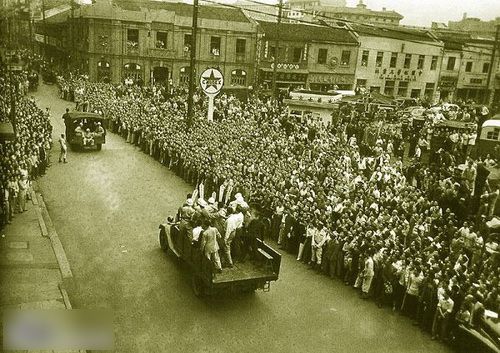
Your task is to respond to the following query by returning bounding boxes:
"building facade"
[316,1,403,26]
[434,30,498,104]
[257,21,359,91]
[37,0,258,87]
[352,25,443,101]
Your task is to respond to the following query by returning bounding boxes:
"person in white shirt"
[59,134,68,163]
[311,222,329,269]
[223,206,244,267]
[432,290,454,341]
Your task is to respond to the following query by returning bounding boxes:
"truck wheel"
[159,228,169,253]
[191,275,204,297]
[96,144,102,151]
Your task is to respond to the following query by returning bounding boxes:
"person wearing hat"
[179,198,195,239]
[83,128,94,146]
[95,121,105,136]
[75,121,83,135]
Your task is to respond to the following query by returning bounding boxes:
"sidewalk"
[0,183,81,353]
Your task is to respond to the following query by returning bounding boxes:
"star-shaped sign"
[202,70,221,90]
[200,68,224,95]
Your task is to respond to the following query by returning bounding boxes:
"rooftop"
[258,20,358,43]
[351,23,439,43]
[114,0,251,23]
[317,5,403,19]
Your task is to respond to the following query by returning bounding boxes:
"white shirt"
[225,212,244,240]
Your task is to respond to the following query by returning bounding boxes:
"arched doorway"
[153,67,169,85]
[123,63,143,85]
[231,69,247,86]
[179,67,190,86]
[97,61,111,83]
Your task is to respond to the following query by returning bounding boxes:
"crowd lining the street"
[57,75,499,348]
[0,53,52,229]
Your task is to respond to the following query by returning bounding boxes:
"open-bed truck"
[159,223,281,296]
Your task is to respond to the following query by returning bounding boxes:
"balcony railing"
[149,48,176,59]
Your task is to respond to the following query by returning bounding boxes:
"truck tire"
[159,228,169,253]
[191,275,205,297]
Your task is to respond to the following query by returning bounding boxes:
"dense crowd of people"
[57,75,499,349]
[0,55,53,229]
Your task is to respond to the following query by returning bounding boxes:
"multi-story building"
[36,0,258,87]
[448,14,499,38]
[316,1,403,27]
[351,24,443,101]
[434,30,498,104]
[287,0,345,11]
[257,21,359,91]
[286,0,402,27]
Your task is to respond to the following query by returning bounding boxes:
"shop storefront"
[308,73,354,91]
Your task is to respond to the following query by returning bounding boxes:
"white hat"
[186,198,194,206]
[208,197,216,204]
[234,193,242,200]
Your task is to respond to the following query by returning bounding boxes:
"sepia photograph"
[0,0,499,352]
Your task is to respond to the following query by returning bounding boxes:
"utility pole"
[27,0,33,52]
[41,0,47,56]
[487,24,500,107]
[271,0,283,100]
[186,0,199,128]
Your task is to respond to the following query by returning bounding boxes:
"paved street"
[33,84,453,353]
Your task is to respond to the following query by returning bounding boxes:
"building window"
[411,89,421,98]
[341,50,351,66]
[317,48,327,64]
[487,128,500,140]
[236,38,246,55]
[446,56,456,71]
[361,50,369,67]
[356,79,367,88]
[384,80,395,96]
[417,55,425,70]
[465,61,473,72]
[236,39,246,62]
[430,56,438,70]
[483,62,490,74]
[156,31,167,49]
[390,53,398,68]
[376,51,384,67]
[292,47,303,63]
[127,29,139,52]
[210,36,221,56]
[179,67,190,85]
[470,78,482,84]
[231,69,247,86]
[268,46,276,60]
[184,33,192,52]
[397,81,408,96]
[424,82,434,97]
[404,54,412,69]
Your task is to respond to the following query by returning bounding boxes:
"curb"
[35,191,73,280]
